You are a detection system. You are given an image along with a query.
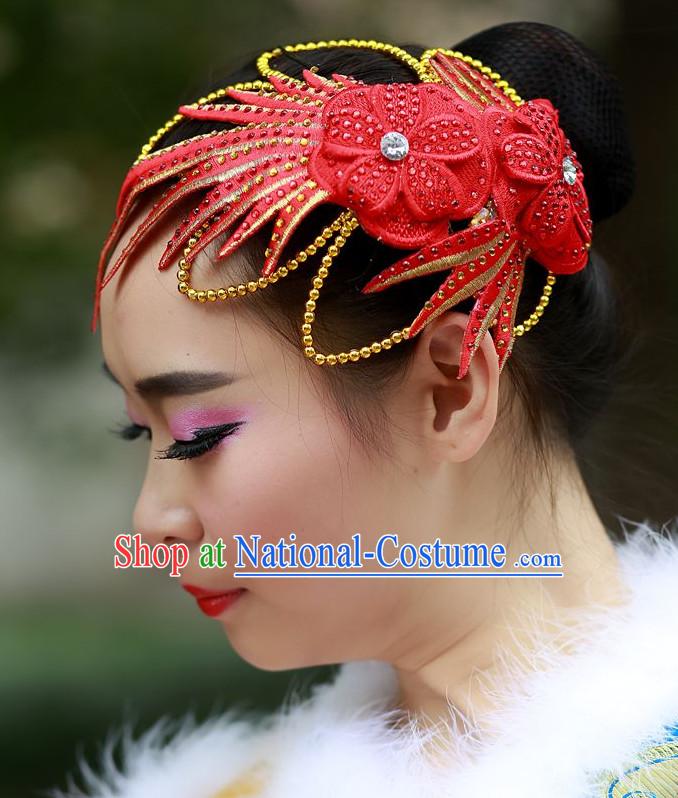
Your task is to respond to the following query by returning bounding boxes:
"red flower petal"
[521,179,573,244]
[339,154,401,215]
[409,113,483,161]
[514,99,563,153]
[369,83,424,136]
[400,154,489,221]
[500,132,558,184]
[357,204,449,249]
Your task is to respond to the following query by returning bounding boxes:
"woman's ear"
[393,311,500,467]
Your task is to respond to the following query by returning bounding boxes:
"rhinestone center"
[562,155,577,185]
[380,131,409,161]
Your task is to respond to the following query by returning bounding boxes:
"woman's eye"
[109,420,243,461]
[110,421,151,441]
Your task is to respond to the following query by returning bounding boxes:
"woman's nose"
[132,459,203,548]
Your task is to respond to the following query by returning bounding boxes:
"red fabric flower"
[491,99,592,274]
[307,82,493,249]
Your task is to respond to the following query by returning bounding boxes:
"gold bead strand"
[257,39,431,85]
[177,210,348,302]
[301,210,413,366]
[513,272,556,336]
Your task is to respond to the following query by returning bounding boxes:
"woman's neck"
[387,450,629,747]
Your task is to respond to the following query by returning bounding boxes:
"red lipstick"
[182,584,246,617]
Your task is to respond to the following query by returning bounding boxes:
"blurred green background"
[0,1,676,796]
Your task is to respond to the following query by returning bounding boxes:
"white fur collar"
[52,517,678,798]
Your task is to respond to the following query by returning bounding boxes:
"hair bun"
[453,21,635,223]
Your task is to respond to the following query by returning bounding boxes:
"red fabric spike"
[100,149,283,291]
[361,218,511,293]
[156,168,307,271]
[115,131,232,217]
[217,179,330,276]
[455,253,516,379]
[428,52,518,112]
[178,101,321,128]
[156,182,234,271]
[329,72,365,88]
[493,255,526,374]
[105,124,316,286]
[300,68,342,91]
[265,72,308,94]
[181,169,311,270]
[404,234,519,340]
[200,92,313,113]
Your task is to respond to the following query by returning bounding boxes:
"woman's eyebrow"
[101,361,238,398]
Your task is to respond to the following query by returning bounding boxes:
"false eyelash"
[110,421,243,461]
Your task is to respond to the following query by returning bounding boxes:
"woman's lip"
[182,585,247,617]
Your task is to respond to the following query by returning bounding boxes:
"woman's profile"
[54,21,678,798]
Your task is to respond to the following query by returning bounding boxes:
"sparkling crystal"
[470,198,497,226]
[562,155,577,185]
[380,131,409,161]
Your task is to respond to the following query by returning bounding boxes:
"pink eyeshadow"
[168,406,250,440]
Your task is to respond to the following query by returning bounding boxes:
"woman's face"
[100,201,502,672]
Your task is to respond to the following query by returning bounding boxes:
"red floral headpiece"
[91,40,592,379]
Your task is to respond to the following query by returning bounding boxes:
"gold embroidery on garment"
[209,761,270,798]
[594,739,678,798]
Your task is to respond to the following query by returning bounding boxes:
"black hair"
[151,22,639,536]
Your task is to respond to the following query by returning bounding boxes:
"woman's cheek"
[198,414,359,558]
